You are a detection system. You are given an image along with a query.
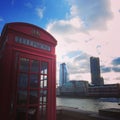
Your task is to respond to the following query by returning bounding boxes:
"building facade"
[59,80,89,97]
[0,22,57,120]
[88,84,120,97]
[59,63,69,86]
[90,57,104,86]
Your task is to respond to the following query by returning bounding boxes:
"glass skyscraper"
[59,63,69,86]
[90,57,104,86]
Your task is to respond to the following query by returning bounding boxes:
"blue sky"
[0,0,120,84]
[0,0,69,31]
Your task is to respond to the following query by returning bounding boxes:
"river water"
[56,97,120,112]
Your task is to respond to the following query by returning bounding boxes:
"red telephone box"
[0,22,57,120]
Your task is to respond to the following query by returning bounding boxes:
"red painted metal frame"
[0,22,57,120]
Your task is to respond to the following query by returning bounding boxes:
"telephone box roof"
[1,22,57,45]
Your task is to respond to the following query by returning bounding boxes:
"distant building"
[88,84,120,97]
[59,63,69,86]
[57,81,120,98]
[60,80,89,97]
[90,57,104,86]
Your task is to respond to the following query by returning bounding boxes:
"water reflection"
[56,97,120,112]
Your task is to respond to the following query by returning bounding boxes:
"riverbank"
[56,106,120,120]
[56,97,120,112]
[57,95,120,99]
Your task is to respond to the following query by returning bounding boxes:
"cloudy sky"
[0,0,120,84]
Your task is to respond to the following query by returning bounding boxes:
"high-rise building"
[59,63,69,86]
[90,57,104,86]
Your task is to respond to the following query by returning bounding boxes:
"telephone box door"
[14,54,51,120]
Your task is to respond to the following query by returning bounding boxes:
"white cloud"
[36,7,45,19]
[47,16,85,35]
[24,1,45,19]
[46,0,120,84]
[70,5,78,17]
[67,0,113,31]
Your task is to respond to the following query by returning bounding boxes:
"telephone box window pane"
[44,75,47,80]
[43,96,47,103]
[30,90,38,104]
[41,75,44,80]
[28,107,37,120]
[16,108,27,120]
[40,90,47,104]
[43,105,46,112]
[40,97,42,104]
[17,90,27,105]
[19,37,22,43]
[40,105,46,111]
[31,60,39,72]
[40,90,43,97]
[41,105,46,112]
[41,62,48,74]
[30,41,33,46]
[39,90,42,97]
[43,90,47,96]
[39,105,47,119]
[20,58,29,72]
[15,36,19,42]
[23,38,27,44]
[40,90,47,97]
[40,81,43,88]
[40,75,47,88]
[41,75,47,80]
[18,73,28,88]
[44,80,47,88]
[30,74,38,88]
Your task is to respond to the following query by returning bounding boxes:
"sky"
[0,0,120,84]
